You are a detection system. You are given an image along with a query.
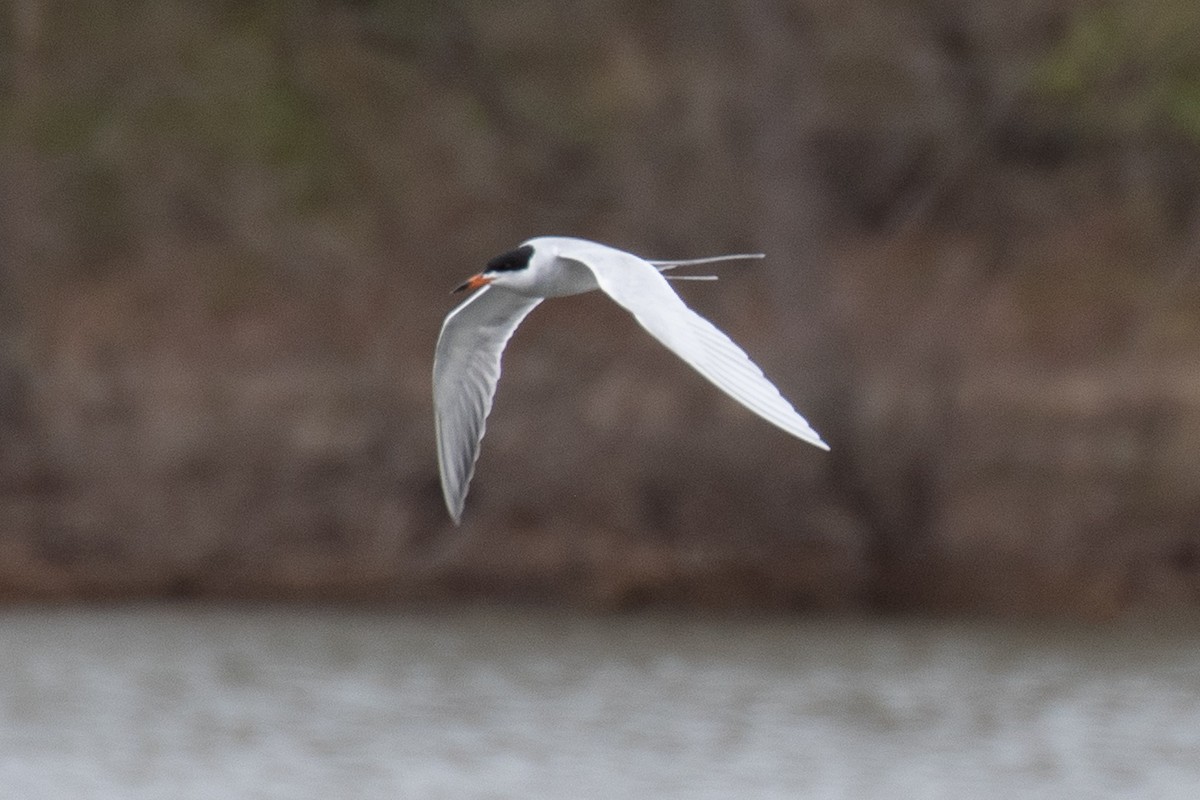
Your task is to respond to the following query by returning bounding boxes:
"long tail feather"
[651,253,764,272]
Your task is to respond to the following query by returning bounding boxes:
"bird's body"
[433,236,828,523]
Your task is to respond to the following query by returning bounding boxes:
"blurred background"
[3,2,1200,798]
[4,0,1200,613]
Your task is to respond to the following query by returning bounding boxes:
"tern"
[433,236,829,523]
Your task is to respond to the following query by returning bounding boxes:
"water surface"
[1,606,1197,799]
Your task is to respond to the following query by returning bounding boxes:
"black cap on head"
[485,244,534,273]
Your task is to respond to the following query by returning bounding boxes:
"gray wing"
[558,243,829,450]
[434,286,543,523]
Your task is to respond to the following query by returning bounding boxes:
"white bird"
[433,236,829,524]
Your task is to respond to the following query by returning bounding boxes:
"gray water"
[1,606,1198,799]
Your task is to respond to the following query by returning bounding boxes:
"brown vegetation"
[2,0,1199,614]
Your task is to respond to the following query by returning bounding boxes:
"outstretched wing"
[557,241,829,450]
[434,286,543,523]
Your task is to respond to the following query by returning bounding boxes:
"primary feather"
[433,287,541,523]
[554,239,828,450]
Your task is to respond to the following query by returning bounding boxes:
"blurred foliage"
[0,0,1198,612]
[1036,0,1200,143]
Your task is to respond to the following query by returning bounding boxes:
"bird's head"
[453,244,536,293]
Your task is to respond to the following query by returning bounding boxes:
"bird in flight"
[433,236,828,523]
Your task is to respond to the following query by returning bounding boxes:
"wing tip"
[797,429,831,451]
[791,423,830,451]
[441,482,466,524]
[440,479,468,525]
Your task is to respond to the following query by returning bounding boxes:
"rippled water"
[1,606,1198,799]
